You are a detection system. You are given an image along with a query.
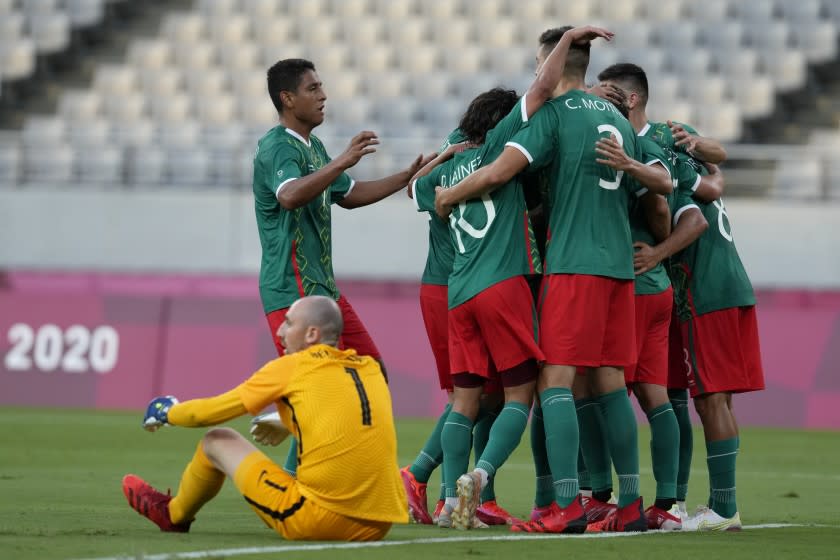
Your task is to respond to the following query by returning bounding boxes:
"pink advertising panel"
[1,271,838,429]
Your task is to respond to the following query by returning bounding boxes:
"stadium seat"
[418,0,463,19]
[618,47,667,76]
[680,75,728,106]
[419,97,465,129]
[0,12,24,40]
[607,22,652,50]
[713,48,759,80]
[693,102,741,142]
[156,120,201,149]
[758,50,806,92]
[698,22,744,50]
[648,100,694,128]
[127,40,172,69]
[307,45,350,74]
[487,46,533,77]
[57,90,102,121]
[774,158,823,199]
[161,12,206,43]
[24,144,74,183]
[240,0,278,21]
[683,0,730,20]
[21,0,61,16]
[732,0,777,20]
[790,21,838,62]
[66,118,113,150]
[194,93,237,125]
[93,64,138,96]
[295,16,341,45]
[374,98,420,126]
[218,43,260,72]
[364,71,407,98]
[464,0,506,19]
[350,45,394,73]
[253,19,297,49]
[0,140,21,185]
[22,116,66,146]
[374,0,416,20]
[127,146,166,184]
[287,0,331,18]
[510,0,553,21]
[430,19,475,48]
[593,0,639,21]
[172,40,216,70]
[28,12,71,54]
[395,48,440,73]
[330,0,371,18]
[777,0,823,23]
[385,19,429,46]
[666,48,711,78]
[653,21,699,49]
[237,95,277,126]
[325,72,363,99]
[328,98,374,126]
[229,69,268,100]
[137,66,182,96]
[442,46,486,74]
[111,119,155,147]
[168,147,212,186]
[206,14,251,45]
[407,74,453,99]
[183,67,227,97]
[639,0,684,21]
[64,0,106,28]
[342,20,385,47]
[743,21,790,51]
[76,145,122,184]
[147,93,192,122]
[479,20,519,48]
[732,76,775,119]
[0,39,35,81]
[197,0,237,17]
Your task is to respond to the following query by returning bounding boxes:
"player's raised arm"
[668,120,727,164]
[433,146,530,219]
[524,25,613,118]
[595,135,673,195]
[339,152,435,208]
[277,131,379,210]
[691,162,725,202]
[640,192,672,243]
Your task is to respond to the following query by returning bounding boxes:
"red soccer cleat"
[400,466,432,524]
[645,504,683,531]
[122,474,191,533]
[588,497,648,533]
[476,499,522,525]
[530,504,553,522]
[432,499,445,523]
[581,494,617,523]
[510,497,588,534]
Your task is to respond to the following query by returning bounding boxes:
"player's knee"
[201,427,244,456]
[692,392,727,419]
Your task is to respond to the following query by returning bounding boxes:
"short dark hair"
[598,63,649,105]
[539,26,590,78]
[267,58,316,113]
[458,87,520,145]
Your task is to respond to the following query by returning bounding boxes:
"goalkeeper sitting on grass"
[122,295,408,541]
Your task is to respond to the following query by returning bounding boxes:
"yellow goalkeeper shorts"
[233,450,391,541]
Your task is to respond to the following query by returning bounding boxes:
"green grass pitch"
[1,408,838,560]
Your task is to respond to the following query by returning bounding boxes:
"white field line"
[499,463,840,481]
[73,523,835,560]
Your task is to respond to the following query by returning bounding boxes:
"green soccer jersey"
[668,154,755,320]
[630,136,674,295]
[419,129,464,286]
[415,98,542,308]
[639,121,699,155]
[252,126,354,313]
[508,90,642,279]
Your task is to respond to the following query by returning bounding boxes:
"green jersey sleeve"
[413,164,446,213]
[506,107,558,170]
[328,171,355,204]
[270,142,306,199]
[439,128,466,152]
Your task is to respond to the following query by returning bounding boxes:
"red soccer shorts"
[265,295,382,359]
[448,276,544,378]
[625,287,673,386]
[420,283,452,391]
[538,273,635,368]
[681,305,765,397]
[667,307,689,389]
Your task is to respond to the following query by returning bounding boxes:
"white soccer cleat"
[452,472,483,530]
[681,505,742,531]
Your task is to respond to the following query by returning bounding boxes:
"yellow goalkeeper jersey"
[235,344,408,524]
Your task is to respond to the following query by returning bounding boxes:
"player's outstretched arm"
[277,131,379,210]
[525,25,614,117]
[595,136,673,195]
[142,389,249,430]
[691,162,725,203]
[668,120,727,164]
[634,208,708,274]
[339,152,435,208]
[640,192,672,242]
[434,146,530,218]
[407,143,469,198]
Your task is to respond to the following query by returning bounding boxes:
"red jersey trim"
[524,211,535,275]
[291,240,305,297]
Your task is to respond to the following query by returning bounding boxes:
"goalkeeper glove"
[142,395,179,432]
[250,412,290,446]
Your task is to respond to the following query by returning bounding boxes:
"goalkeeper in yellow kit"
[122,295,409,541]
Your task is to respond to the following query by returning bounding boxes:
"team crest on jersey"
[277,170,283,178]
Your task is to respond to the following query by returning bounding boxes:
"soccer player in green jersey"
[417,25,616,532]
[597,62,729,519]
[254,58,431,476]
[435,27,677,534]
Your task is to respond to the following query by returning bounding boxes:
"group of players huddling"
[400,24,765,534]
[248,23,765,535]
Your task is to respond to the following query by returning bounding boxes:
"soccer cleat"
[677,500,687,516]
[645,504,683,531]
[476,499,522,525]
[681,506,742,532]
[581,495,617,523]
[432,499,445,524]
[452,471,483,530]
[510,497,588,534]
[400,466,432,524]
[530,504,553,522]
[588,497,648,533]
[437,503,453,528]
[122,474,191,533]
